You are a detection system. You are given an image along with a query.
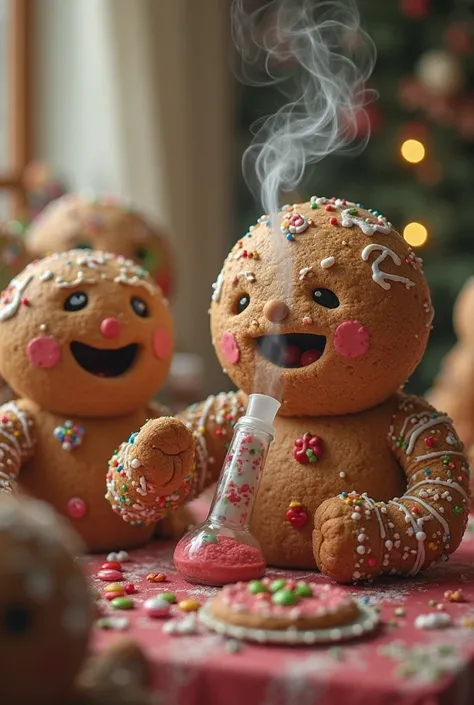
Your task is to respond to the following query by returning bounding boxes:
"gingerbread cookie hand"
[106,417,196,525]
[0,401,36,494]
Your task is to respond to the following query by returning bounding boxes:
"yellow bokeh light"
[401,139,426,164]
[403,222,428,247]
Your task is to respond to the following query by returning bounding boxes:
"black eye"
[75,242,92,250]
[64,291,88,312]
[2,604,33,636]
[312,288,339,309]
[134,247,147,261]
[131,297,149,318]
[235,294,250,314]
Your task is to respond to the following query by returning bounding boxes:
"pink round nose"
[100,317,121,339]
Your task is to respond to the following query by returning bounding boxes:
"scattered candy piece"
[144,596,171,618]
[106,550,130,563]
[444,589,464,602]
[178,600,201,613]
[159,592,177,604]
[124,583,137,594]
[428,599,437,607]
[272,590,298,606]
[461,616,474,628]
[415,613,452,630]
[394,607,406,617]
[105,591,125,601]
[101,561,122,571]
[388,619,399,628]
[98,569,124,582]
[96,616,130,630]
[110,596,134,610]
[295,582,313,597]
[104,582,125,594]
[146,572,167,583]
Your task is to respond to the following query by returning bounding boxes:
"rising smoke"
[231,0,377,219]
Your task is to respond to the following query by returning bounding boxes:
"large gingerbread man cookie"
[0,249,191,551]
[0,496,154,705]
[107,198,470,583]
[26,193,175,298]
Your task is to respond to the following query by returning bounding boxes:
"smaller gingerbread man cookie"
[26,193,175,298]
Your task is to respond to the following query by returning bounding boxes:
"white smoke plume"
[231,0,377,218]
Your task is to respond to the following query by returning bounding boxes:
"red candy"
[367,557,377,568]
[293,433,324,465]
[286,506,309,529]
[105,591,124,601]
[125,583,137,594]
[101,561,122,571]
[97,569,124,582]
[424,436,436,447]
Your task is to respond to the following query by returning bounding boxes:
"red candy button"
[98,569,124,582]
[101,561,122,571]
[67,497,87,519]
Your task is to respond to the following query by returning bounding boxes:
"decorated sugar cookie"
[0,249,191,551]
[0,496,154,705]
[26,193,175,298]
[107,198,470,583]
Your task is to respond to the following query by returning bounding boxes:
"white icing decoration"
[299,267,312,280]
[361,244,415,291]
[414,450,464,463]
[320,257,335,269]
[0,275,33,321]
[212,269,225,302]
[389,500,425,576]
[409,479,469,504]
[239,271,256,283]
[405,415,451,455]
[403,495,450,535]
[341,209,392,235]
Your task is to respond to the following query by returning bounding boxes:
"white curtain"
[34,0,233,394]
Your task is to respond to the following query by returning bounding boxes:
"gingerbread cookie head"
[0,496,92,705]
[26,194,175,298]
[0,224,29,292]
[210,198,432,416]
[0,250,173,417]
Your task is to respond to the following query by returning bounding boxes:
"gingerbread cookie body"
[107,199,470,582]
[0,496,153,705]
[0,249,190,551]
[26,194,175,298]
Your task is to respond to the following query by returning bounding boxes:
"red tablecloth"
[88,516,474,705]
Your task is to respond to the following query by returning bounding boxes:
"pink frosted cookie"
[210,578,359,630]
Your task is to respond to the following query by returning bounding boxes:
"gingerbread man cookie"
[0,249,191,551]
[26,193,175,298]
[108,198,470,583]
[0,223,29,404]
[0,496,154,705]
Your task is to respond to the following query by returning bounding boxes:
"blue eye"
[235,294,250,314]
[131,297,149,318]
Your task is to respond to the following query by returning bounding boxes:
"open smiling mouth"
[255,333,326,368]
[70,341,139,377]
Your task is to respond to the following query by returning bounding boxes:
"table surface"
[88,514,474,705]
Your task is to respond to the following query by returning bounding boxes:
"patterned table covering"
[87,516,474,705]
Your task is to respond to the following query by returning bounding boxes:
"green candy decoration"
[269,579,286,593]
[202,533,218,544]
[248,580,267,594]
[295,582,313,597]
[272,590,298,606]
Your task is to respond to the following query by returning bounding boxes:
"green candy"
[110,596,134,610]
[160,592,177,603]
[272,590,298,606]
[202,533,218,544]
[248,580,267,595]
[269,579,286,593]
[295,583,313,597]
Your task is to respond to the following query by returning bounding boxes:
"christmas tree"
[235,0,474,394]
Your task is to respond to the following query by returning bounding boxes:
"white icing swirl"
[361,244,415,291]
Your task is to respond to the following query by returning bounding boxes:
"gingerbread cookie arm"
[0,401,36,494]
[105,392,246,525]
[315,396,470,583]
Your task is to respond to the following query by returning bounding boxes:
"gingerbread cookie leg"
[106,392,246,526]
[314,396,470,583]
[0,401,36,494]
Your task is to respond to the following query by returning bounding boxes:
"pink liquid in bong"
[174,394,279,585]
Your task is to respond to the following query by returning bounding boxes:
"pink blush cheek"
[26,336,61,369]
[333,321,370,359]
[221,332,240,365]
[153,327,172,360]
